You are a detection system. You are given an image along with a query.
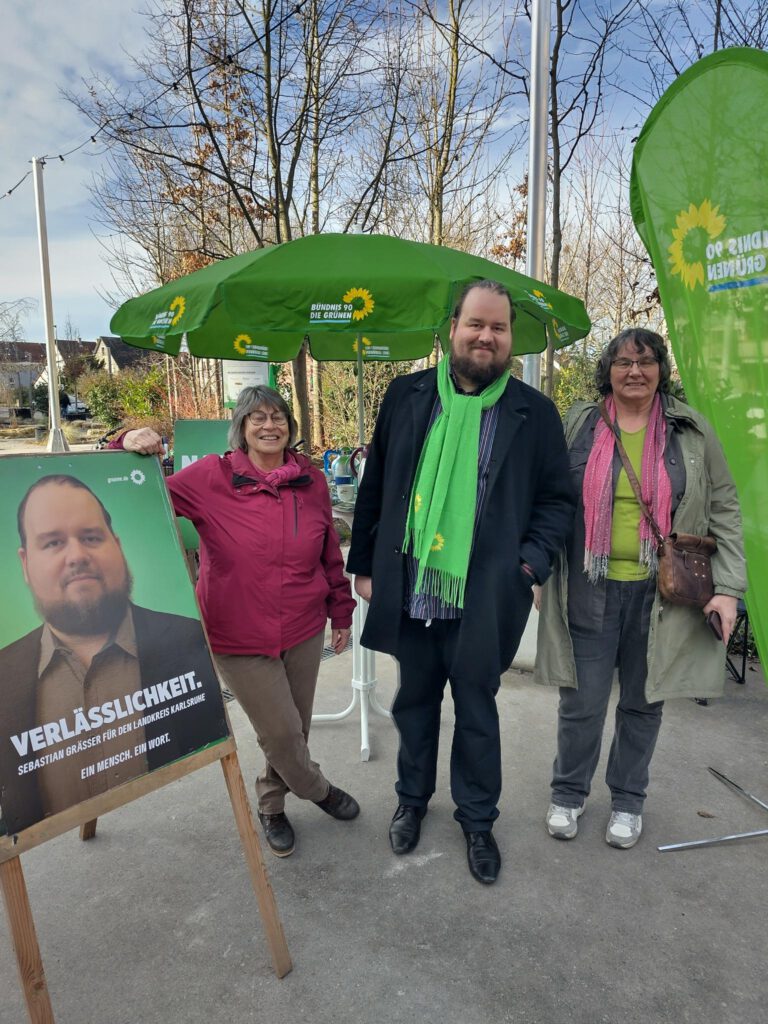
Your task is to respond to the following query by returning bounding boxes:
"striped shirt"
[406,383,501,620]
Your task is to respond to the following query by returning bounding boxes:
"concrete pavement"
[1,642,766,1024]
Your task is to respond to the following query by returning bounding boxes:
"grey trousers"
[551,577,664,815]
[214,631,329,814]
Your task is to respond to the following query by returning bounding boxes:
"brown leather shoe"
[257,812,295,857]
[314,784,360,820]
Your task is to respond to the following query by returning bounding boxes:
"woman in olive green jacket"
[535,328,745,850]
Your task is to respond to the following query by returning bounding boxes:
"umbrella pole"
[357,333,364,444]
[312,347,393,758]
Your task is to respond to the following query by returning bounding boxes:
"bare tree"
[376,1,523,250]
[539,0,636,394]
[0,299,35,343]
[628,1,768,99]
[71,0,413,446]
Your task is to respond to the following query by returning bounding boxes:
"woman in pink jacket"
[116,386,358,857]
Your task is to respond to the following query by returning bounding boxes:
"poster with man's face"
[0,452,230,837]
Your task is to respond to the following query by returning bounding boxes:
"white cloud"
[0,1,150,340]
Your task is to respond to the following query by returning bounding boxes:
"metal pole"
[356,333,364,444]
[708,766,768,813]
[522,0,550,392]
[658,828,768,853]
[32,157,68,452]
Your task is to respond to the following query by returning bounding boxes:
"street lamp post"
[32,157,68,451]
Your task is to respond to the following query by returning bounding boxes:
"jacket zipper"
[293,492,299,536]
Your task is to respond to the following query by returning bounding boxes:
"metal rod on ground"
[707,767,768,813]
[32,156,68,452]
[658,829,768,852]
[522,0,550,393]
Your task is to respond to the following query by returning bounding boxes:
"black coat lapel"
[409,372,438,477]
[485,380,531,499]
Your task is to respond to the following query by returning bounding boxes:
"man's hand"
[702,594,738,645]
[122,427,165,456]
[532,584,542,612]
[354,575,372,602]
[331,628,351,654]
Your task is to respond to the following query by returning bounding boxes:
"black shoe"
[389,804,427,855]
[465,830,501,884]
[314,784,360,820]
[258,812,295,857]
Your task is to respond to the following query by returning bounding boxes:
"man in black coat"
[347,281,576,884]
[0,474,229,836]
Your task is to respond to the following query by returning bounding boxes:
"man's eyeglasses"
[247,410,288,426]
[611,357,658,371]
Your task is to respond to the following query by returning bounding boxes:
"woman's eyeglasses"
[611,357,659,371]
[247,410,288,426]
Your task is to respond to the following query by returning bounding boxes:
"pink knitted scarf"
[582,394,672,582]
[238,449,303,491]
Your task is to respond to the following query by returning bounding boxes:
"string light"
[0,0,325,203]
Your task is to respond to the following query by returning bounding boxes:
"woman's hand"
[331,627,351,654]
[532,584,542,612]
[702,594,738,645]
[122,427,165,456]
[354,575,372,602]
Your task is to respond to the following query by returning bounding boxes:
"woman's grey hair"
[228,385,297,451]
[594,327,672,396]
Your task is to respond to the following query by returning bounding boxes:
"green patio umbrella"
[111,232,590,441]
[110,232,590,363]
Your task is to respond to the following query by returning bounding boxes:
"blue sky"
[0,1,148,341]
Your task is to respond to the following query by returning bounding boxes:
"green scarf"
[403,357,510,608]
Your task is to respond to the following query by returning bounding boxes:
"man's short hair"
[452,280,517,328]
[17,475,115,548]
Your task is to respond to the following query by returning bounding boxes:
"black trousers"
[393,615,502,832]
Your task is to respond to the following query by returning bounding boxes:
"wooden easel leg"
[219,751,293,978]
[79,819,98,841]
[0,857,55,1023]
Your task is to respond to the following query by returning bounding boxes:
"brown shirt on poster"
[35,610,148,815]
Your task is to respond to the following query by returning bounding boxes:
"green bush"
[554,352,599,417]
[33,384,69,416]
[79,366,166,428]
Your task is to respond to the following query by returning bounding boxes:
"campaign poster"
[0,452,230,837]
[172,420,230,550]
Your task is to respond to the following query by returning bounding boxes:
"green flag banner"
[630,47,768,671]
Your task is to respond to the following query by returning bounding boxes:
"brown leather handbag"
[598,403,717,608]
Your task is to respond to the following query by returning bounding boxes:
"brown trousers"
[215,631,329,813]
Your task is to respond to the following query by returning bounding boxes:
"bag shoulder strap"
[598,401,665,546]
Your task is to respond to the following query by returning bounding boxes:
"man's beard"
[36,573,133,637]
[451,351,511,389]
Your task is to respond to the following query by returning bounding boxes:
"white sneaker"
[606,811,642,849]
[546,803,584,839]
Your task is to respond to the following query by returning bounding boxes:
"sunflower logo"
[170,295,186,326]
[668,200,726,290]
[527,289,553,311]
[414,493,423,513]
[352,336,372,354]
[343,287,375,321]
[430,533,445,552]
[234,333,251,355]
